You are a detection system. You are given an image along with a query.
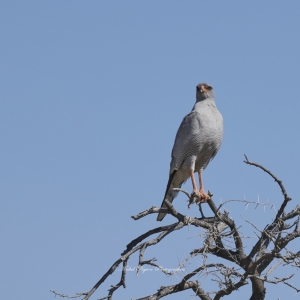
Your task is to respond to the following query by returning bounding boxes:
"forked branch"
[51,157,300,300]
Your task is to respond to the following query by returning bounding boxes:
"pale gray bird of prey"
[157,83,223,221]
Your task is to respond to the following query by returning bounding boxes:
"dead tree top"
[51,156,300,300]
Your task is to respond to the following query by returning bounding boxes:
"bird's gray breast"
[194,105,223,170]
[171,102,223,172]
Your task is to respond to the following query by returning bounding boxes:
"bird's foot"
[192,189,210,203]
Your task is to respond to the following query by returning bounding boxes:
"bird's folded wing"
[170,111,202,173]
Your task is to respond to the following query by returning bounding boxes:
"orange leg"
[190,171,199,192]
[190,171,201,202]
[198,171,210,202]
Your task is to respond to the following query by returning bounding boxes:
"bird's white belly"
[188,121,222,171]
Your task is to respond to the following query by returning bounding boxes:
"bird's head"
[196,83,215,101]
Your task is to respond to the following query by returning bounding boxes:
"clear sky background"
[1,1,300,300]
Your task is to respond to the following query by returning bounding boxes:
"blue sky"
[1,1,300,299]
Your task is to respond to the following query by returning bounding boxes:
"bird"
[157,83,223,221]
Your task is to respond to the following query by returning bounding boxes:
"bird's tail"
[157,170,181,221]
[156,194,174,221]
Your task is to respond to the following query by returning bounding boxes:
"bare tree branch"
[243,154,291,219]
[135,280,212,300]
[51,157,300,300]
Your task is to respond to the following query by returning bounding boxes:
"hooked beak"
[200,85,208,94]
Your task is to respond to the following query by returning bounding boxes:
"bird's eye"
[206,85,212,90]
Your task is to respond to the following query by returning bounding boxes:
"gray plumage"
[157,83,223,221]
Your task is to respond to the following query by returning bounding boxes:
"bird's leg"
[198,170,210,202]
[190,170,201,202]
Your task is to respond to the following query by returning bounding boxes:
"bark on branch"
[51,157,300,300]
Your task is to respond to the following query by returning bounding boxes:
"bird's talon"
[195,190,210,203]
